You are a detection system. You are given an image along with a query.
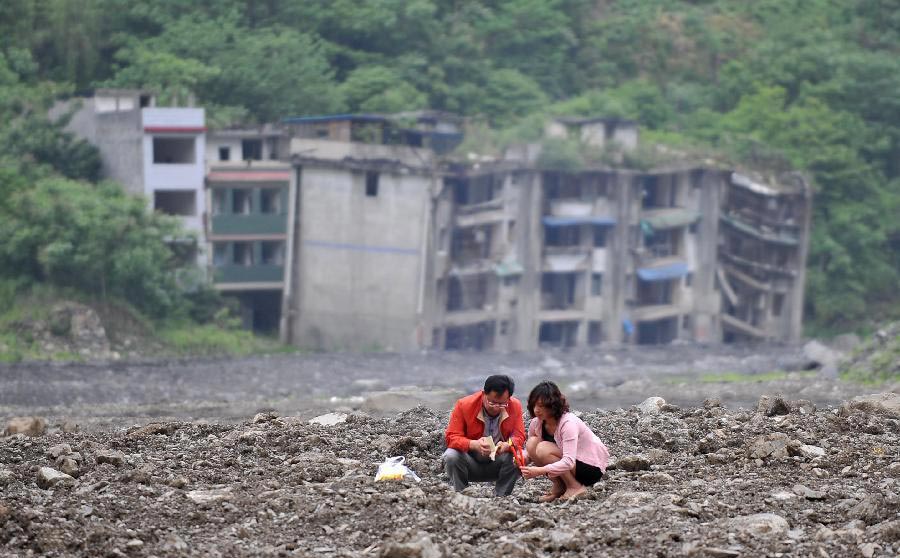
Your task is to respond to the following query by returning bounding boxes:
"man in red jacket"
[443,374,526,496]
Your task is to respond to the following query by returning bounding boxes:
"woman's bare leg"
[532,441,565,502]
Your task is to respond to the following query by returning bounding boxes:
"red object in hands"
[509,438,526,468]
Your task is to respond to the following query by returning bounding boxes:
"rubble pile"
[1,394,898,557]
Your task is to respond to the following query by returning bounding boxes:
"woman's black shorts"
[574,460,604,486]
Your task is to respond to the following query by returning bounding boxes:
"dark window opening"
[545,225,580,247]
[154,190,196,216]
[366,172,379,197]
[773,293,785,317]
[539,321,578,348]
[591,273,603,296]
[541,272,578,310]
[593,226,607,247]
[212,189,227,215]
[637,317,678,345]
[153,137,195,164]
[445,322,495,351]
[232,189,253,214]
[588,321,602,345]
[213,242,229,266]
[261,241,285,265]
[218,147,230,161]
[233,242,254,266]
[260,188,283,214]
[139,95,152,108]
[242,139,263,161]
[451,226,493,262]
[637,278,674,305]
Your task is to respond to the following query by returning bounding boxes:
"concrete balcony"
[549,198,613,219]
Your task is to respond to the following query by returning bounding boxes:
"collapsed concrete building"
[277,114,812,351]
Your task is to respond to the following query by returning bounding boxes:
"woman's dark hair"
[527,381,569,419]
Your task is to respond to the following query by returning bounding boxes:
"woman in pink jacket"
[520,381,610,501]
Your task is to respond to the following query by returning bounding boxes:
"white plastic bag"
[374,456,421,482]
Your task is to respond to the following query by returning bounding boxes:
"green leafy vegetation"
[1,0,899,337]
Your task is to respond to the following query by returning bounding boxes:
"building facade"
[55,89,207,264]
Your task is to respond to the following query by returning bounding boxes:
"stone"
[757,395,790,416]
[548,529,581,551]
[48,444,72,458]
[847,393,900,417]
[793,484,826,500]
[96,450,126,467]
[124,539,144,550]
[617,455,651,472]
[637,397,666,415]
[126,423,178,438]
[702,548,740,558]
[798,444,826,459]
[5,417,47,437]
[0,469,14,485]
[849,495,884,524]
[186,487,233,505]
[308,413,349,426]
[747,433,791,459]
[253,411,279,424]
[792,400,817,415]
[859,543,880,558]
[728,513,789,537]
[0,503,9,521]
[36,467,75,489]
[56,457,80,477]
[380,532,441,558]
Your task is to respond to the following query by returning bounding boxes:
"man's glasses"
[485,400,509,408]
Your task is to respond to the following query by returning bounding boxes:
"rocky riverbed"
[2,392,898,557]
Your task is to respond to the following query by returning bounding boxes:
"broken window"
[261,241,285,265]
[446,275,491,312]
[365,172,379,197]
[153,190,196,216]
[242,139,263,161]
[218,147,230,161]
[232,189,253,215]
[153,137,195,164]
[260,188,283,214]
[233,242,254,266]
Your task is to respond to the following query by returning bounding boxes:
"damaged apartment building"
[57,90,811,350]
[277,114,811,351]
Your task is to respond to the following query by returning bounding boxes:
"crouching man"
[442,374,525,496]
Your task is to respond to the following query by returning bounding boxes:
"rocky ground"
[2,392,898,558]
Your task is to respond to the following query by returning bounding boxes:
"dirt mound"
[2,396,898,557]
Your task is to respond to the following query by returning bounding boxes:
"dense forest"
[1,0,899,334]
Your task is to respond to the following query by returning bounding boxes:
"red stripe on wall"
[207,171,291,181]
[144,126,207,133]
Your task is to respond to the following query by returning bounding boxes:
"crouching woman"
[520,381,609,501]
